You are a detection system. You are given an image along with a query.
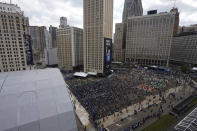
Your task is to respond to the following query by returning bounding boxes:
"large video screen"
[24,35,34,65]
[104,38,112,70]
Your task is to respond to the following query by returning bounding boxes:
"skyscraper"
[0,2,30,72]
[60,17,67,28]
[113,23,125,62]
[57,18,83,71]
[122,0,143,22]
[29,26,51,65]
[114,0,143,64]
[83,0,113,74]
[49,25,57,48]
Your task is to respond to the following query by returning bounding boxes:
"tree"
[181,64,190,73]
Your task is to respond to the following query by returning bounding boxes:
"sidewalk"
[68,89,96,131]
[106,86,194,131]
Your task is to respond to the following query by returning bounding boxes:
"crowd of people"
[67,67,190,122]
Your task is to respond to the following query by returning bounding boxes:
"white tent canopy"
[192,67,197,71]
[87,72,97,76]
[74,72,88,78]
[0,68,78,131]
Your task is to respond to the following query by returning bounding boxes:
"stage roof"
[0,68,77,131]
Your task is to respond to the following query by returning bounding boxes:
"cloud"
[7,0,197,32]
[181,0,197,8]
[11,0,83,28]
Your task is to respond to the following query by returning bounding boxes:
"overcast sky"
[6,0,197,32]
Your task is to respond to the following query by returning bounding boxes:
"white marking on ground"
[116,124,121,127]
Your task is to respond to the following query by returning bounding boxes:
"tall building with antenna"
[122,0,143,22]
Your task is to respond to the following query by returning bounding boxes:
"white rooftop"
[87,72,97,76]
[192,67,197,71]
[74,72,88,78]
[0,68,77,131]
[150,65,158,68]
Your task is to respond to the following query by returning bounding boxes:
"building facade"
[29,26,51,65]
[83,0,113,74]
[45,48,58,66]
[59,17,67,29]
[122,0,143,22]
[0,2,29,72]
[44,29,52,50]
[57,26,83,70]
[115,0,143,64]
[49,25,57,48]
[170,8,179,36]
[126,13,175,67]
[113,23,125,62]
[179,25,197,34]
[170,32,197,66]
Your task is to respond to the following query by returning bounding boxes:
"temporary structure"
[0,68,78,131]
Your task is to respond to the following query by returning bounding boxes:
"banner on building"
[104,38,112,70]
[24,35,34,65]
